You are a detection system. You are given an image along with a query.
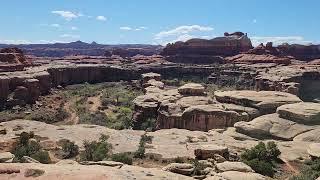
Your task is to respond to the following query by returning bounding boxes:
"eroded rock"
[277,102,320,124]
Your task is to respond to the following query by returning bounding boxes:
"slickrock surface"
[277,102,320,124]
[215,90,302,114]
[234,113,314,140]
[0,163,191,180]
[0,120,144,153]
[206,171,266,180]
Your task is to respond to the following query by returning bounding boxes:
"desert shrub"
[192,159,206,176]
[290,159,320,180]
[30,151,51,164]
[28,104,69,123]
[110,107,133,130]
[139,118,157,131]
[100,84,142,108]
[241,141,281,177]
[12,132,51,164]
[134,134,153,159]
[61,139,79,159]
[111,152,133,165]
[174,157,186,163]
[80,134,112,162]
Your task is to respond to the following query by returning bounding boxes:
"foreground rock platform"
[0,163,191,180]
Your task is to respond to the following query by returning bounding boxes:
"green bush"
[139,118,157,131]
[192,159,206,176]
[28,104,69,124]
[80,134,112,162]
[291,159,320,180]
[61,139,79,159]
[243,158,274,177]
[241,141,281,177]
[134,134,153,159]
[12,132,51,164]
[111,153,133,165]
[174,157,186,163]
[30,150,51,164]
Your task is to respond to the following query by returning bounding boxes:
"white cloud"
[251,36,313,46]
[120,27,132,31]
[96,16,107,21]
[120,26,148,31]
[51,24,60,28]
[38,40,68,44]
[60,34,80,39]
[0,39,31,44]
[71,26,78,30]
[135,26,148,31]
[155,25,214,40]
[52,11,82,21]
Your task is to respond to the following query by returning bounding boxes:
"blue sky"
[0,0,319,45]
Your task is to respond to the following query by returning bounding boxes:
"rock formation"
[226,43,292,65]
[161,32,253,64]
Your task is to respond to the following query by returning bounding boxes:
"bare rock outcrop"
[234,113,315,140]
[0,47,29,64]
[161,32,253,64]
[206,171,267,180]
[215,90,302,114]
[276,102,320,124]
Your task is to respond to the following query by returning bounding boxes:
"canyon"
[0,32,319,180]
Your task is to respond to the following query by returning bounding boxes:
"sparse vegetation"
[12,132,51,164]
[134,134,153,159]
[139,118,157,131]
[192,159,206,176]
[290,159,320,180]
[27,103,69,123]
[111,152,133,165]
[80,134,112,162]
[65,82,142,129]
[241,141,281,177]
[61,139,79,159]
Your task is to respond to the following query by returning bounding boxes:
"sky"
[0,0,319,46]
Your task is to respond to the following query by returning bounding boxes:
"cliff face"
[0,48,28,64]
[278,44,320,61]
[161,32,253,57]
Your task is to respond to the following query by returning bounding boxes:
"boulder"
[215,90,302,114]
[307,143,320,158]
[234,114,314,140]
[294,128,320,143]
[0,152,15,163]
[277,102,320,124]
[178,83,205,96]
[215,161,254,173]
[207,171,266,180]
[162,163,194,176]
[194,144,229,160]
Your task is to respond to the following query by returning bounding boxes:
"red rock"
[161,32,253,59]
